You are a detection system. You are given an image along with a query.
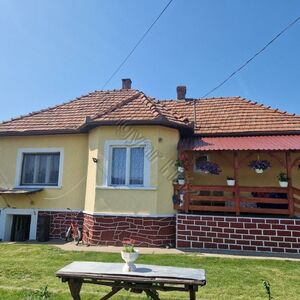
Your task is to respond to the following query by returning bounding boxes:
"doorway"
[10,215,31,241]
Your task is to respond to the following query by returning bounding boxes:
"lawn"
[0,244,299,299]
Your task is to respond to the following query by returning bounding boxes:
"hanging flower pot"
[196,161,222,175]
[278,172,288,188]
[178,179,185,185]
[175,152,188,172]
[177,166,184,173]
[248,160,271,173]
[226,177,235,186]
[177,173,185,185]
[279,181,288,188]
[179,192,184,206]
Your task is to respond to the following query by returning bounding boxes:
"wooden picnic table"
[56,261,206,300]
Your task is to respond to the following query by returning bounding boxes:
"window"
[110,146,145,186]
[104,140,151,187]
[194,154,209,172]
[16,148,63,188]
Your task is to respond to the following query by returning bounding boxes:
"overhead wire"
[201,16,300,98]
[101,0,174,89]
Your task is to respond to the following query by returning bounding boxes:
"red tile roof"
[179,135,300,151]
[0,89,191,136]
[161,97,300,135]
[1,90,300,137]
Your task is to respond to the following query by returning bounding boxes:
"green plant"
[175,152,188,168]
[278,172,288,182]
[122,239,136,253]
[175,159,183,168]
[249,160,271,171]
[227,176,234,180]
[262,280,273,300]
[24,286,51,300]
[178,173,185,180]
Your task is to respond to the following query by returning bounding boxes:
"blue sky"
[0,0,299,122]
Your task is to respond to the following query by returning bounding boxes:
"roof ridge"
[139,93,167,119]
[157,100,191,124]
[91,91,142,120]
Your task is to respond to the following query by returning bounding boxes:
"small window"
[20,152,60,186]
[194,154,209,172]
[110,146,145,186]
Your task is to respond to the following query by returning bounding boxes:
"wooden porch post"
[234,151,240,215]
[286,151,294,217]
[184,151,192,213]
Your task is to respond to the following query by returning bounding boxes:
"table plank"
[56,262,205,284]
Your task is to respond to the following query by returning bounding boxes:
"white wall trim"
[0,208,38,241]
[15,147,64,189]
[103,139,152,187]
[96,185,157,191]
[83,211,175,218]
[37,208,82,213]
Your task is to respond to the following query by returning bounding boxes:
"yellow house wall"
[85,126,179,215]
[0,134,88,210]
[190,151,300,187]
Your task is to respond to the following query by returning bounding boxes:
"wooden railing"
[173,184,296,216]
[293,187,300,215]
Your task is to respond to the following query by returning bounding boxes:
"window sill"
[14,185,62,190]
[96,185,157,191]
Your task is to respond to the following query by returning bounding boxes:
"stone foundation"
[37,211,83,240]
[82,214,176,247]
[176,214,300,254]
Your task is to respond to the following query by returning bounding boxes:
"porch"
[174,136,300,218]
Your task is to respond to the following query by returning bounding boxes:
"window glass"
[130,147,144,185]
[20,153,60,186]
[111,148,126,185]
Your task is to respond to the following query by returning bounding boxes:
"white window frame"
[15,148,64,189]
[194,154,210,172]
[103,140,151,188]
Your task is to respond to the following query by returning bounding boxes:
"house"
[0,78,300,254]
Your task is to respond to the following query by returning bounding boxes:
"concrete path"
[44,240,300,261]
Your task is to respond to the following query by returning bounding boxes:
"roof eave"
[0,129,81,137]
[193,130,300,137]
[80,117,194,133]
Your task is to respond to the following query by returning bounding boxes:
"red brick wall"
[82,214,176,247]
[177,214,300,254]
[37,211,83,239]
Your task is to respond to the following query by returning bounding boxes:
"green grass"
[0,244,299,299]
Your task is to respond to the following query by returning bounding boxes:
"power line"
[201,15,300,98]
[102,0,174,89]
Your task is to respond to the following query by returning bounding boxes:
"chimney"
[176,85,186,100]
[122,78,132,89]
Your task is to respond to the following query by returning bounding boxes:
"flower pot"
[279,181,288,188]
[227,179,235,186]
[255,168,263,174]
[121,250,139,272]
[177,166,184,173]
[178,179,185,185]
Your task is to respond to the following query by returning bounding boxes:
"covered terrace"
[174,135,300,217]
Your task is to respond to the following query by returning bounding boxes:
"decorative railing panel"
[174,184,293,216]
